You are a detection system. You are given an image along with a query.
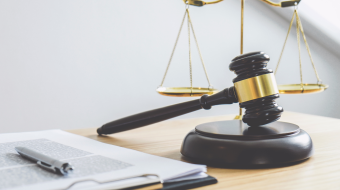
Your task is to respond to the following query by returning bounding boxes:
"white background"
[0,0,339,133]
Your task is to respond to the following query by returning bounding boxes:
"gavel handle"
[97,87,238,135]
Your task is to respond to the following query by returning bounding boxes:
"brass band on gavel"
[234,73,279,103]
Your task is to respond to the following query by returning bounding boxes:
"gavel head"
[229,51,283,126]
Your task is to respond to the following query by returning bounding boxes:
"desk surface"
[68,112,340,190]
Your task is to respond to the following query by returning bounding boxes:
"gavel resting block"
[68,111,340,190]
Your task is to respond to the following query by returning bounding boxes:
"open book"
[0,130,207,190]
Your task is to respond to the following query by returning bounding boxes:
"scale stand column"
[235,0,244,120]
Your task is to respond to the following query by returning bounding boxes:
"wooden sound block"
[180,120,313,168]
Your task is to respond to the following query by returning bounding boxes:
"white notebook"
[0,130,207,190]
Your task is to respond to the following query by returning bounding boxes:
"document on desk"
[0,130,207,190]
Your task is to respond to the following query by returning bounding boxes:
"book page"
[0,139,132,190]
[0,130,206,190]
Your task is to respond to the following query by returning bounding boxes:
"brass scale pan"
[277,84,328,94]
[157,87,218,97]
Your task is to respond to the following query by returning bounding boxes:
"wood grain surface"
[68,112,340,190]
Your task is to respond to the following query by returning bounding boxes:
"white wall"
[0,0,338,133]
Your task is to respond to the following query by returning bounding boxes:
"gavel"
[97,51,284,135]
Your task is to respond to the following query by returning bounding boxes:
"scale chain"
[187,8,193,95]
[296,12,322,83]
[187,11,212,88]
[160,6,212,92]
[275,8,322,89]
[296,10,304,91]
[275,11,295,75]
[160,10,187,87]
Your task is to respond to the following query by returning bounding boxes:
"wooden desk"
[68,112,340,190]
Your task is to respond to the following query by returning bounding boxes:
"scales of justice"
[97,0,329,167]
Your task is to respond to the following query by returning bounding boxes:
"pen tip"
[15,147,23,152]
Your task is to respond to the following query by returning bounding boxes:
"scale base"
[181,120,313,168]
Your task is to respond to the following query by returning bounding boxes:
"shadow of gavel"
[97,51,283,135]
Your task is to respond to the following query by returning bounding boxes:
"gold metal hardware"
[278,84,329,94]
[156,87,218,97]
[260,0,301,7]
[236,0,245,119]
[234,74,279,103]
[166,0,324,118]
[274,8,328,94]
[234,115,243,120]
[182,0,223,6]
[183,0,300,7]
[158,5,216,97]
[260,0,281,7]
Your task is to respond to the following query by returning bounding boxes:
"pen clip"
[37,161,57,173]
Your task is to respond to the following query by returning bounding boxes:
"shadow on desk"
[181,156,311,169]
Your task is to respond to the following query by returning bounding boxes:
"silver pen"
[15,147,74,175]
